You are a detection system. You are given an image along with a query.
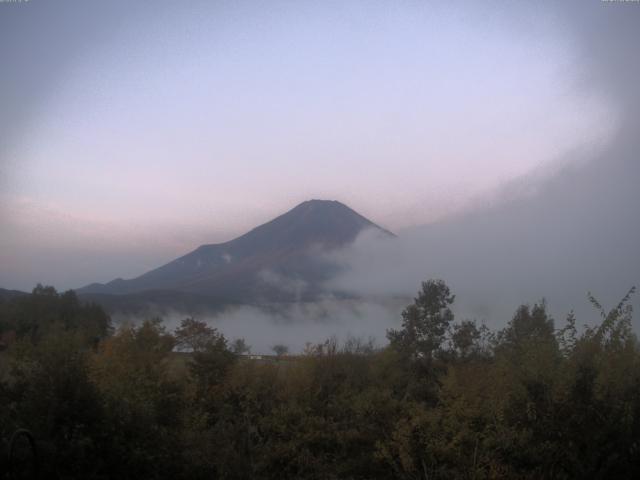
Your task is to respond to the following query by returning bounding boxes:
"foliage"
[271,344,289,357]
[231,337,251,355]
[174,317,218,353]
[387,279,455,361]
[0,282,639,479]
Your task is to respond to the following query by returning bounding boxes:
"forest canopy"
[0,281,638,479]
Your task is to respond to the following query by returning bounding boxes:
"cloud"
[113,297,405,355]
[320,0,640,331]
[325,139,640,331]
[259,270,309,303]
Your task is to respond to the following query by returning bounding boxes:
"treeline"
[0,281,639,479]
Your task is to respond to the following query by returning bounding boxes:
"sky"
[0,0,636,292]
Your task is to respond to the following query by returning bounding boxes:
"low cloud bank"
[113,297,406,355]
[325,144,640,333]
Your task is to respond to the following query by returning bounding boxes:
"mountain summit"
[78,200,391,310]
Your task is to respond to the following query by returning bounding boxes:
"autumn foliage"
[0,282,639,479]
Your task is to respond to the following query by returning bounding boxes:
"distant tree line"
[0,280,638,479]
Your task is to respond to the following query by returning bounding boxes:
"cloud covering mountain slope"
[78,200,392,309]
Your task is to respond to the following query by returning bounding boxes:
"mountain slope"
[0,288,28,301]
[78,200,392,306]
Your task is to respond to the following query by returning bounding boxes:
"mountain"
[77,200,392,311]
[0,288,28,301]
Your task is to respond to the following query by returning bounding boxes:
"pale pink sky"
[0,0,618,290]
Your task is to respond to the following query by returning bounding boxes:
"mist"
[112,297,406,355]
[309,1,638,332]
[213,0,640,342]
[2,0,639,339]
[294,0,640,340]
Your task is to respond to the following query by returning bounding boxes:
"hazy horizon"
[3,0,633,291]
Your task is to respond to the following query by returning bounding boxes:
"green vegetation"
[1,281,639,479]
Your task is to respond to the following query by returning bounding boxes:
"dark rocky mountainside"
[77,200,392,311]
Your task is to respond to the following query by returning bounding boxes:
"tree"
[451,320,489,360]
[497,301,556,353]
[174,318,219,353]
[172,318,236,393]
[189,330,236,394]
[587,286,636,345]
[231,338,251,355]
[8,331,105,478]
[271,344,289,357]
[387,279,455,361]
[89,319,183,478]
[5,285,111,346]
